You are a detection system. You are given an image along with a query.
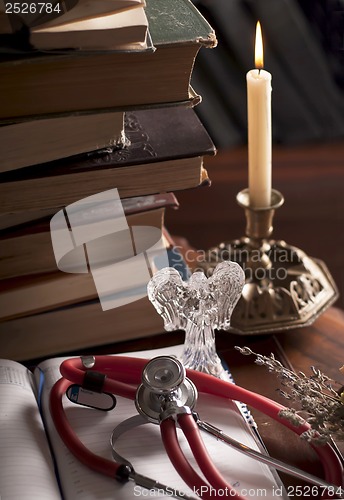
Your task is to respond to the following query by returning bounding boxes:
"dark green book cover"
[146,0,216,46]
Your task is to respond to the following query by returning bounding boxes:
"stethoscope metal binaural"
[50,354,344,500]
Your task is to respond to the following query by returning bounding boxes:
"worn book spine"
[0,110,125,173]
[0,107,214,229]
[0,0,217,121]
[0,245,190,360]
[0,193,178,280]
[1,298,145,357]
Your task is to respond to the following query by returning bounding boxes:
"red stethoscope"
[50,354,344,499]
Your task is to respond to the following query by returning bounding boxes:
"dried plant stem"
[235,346,344,444]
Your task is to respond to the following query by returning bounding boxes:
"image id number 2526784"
[5,2,62,15]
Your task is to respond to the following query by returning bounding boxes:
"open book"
[0,345,288,499]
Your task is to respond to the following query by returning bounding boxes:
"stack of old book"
[0,0,217,360]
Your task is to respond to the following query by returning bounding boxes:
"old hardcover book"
[0,208,171,321]
[0,0,217,121]
[0,0,145,32]
[30,5,148,50]
[0,193,179,280]
[0,242,191,360]
[0,106,215,229]
[0,297,163,359]
[0,110,125,172]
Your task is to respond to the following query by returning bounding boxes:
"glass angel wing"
[147,261,245,379]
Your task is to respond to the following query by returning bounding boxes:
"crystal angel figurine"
[147,261,245,379]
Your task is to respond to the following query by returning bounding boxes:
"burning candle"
[246,21,272,208]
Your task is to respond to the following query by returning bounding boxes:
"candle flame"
[255,21,264,69]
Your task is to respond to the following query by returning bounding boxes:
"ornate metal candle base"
[199,188,339,335]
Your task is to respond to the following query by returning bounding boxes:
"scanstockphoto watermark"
[172,245,290,281]
[50,188,170,311]
[133,485,286,497]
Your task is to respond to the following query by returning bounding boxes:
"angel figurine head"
[147,261,245,379]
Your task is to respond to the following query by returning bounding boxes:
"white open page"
[0,359,61,500]
[38,345,287,500]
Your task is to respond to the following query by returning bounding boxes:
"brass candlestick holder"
[199,188,339,334]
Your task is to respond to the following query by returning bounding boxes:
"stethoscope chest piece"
[135,356,198,423]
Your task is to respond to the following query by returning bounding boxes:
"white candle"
[247,21,272,208]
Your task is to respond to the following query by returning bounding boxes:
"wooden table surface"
[43,142,344,498]
[164,142,344,496]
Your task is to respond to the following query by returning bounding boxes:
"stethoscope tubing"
[50,377,121,479]
[169,413,242,498]
[160,418,215,500]
[188,368,343,488]
[53,355,344,496]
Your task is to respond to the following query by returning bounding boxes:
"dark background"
[191,0,344,149]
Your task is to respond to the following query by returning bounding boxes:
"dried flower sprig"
[235,346,344,444]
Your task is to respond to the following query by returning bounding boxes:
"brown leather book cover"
[0,106,215,227]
